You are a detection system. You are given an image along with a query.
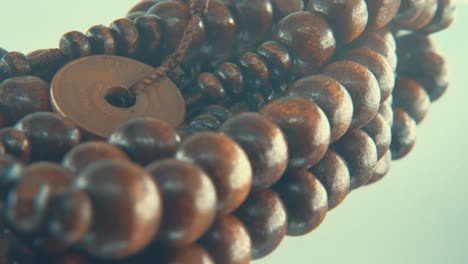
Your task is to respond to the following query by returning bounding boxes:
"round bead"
[390,108,417,160]
[156,245,215,264]
[214,62,245,96]
[0,76,51,126]
[0,128,31,162]
[375,27,397,51]
[322,61,381,129]
[379,96,394,126]
[366,150,392,185]
[0,156,23,203]
[1,52,31,77]
[109,18,140,58]
[270,0,304,21]
[342,48,395,102]
[257,41,292,81]
[60,31,91,60]
[422,0,456,33]
[306,0,369,44]
[62,142,129,174]
[201,105,232,122]
[261,96,330,169]
[352,32,397,70]
[362,114,391,159]
[220,113,288,189]
[199,215,253,264]
[309,150,350,210]
[239,52,271,93]
[15,112,81,162]
[128,0,159,14]
[108,117,181,166]
[396,33,434,63]
[393,0,438,30]
[176,132,252,215]
[146,159,217,246]
[365,0,402,30]
[27,49,67,82]
[135,16,162,59]
[393,77,431,124]
[86,25,117,55]
[195,73,226,104]
[6,162,74,232]
[274,11,336,75]
[75,161,162,260]
[273,170,328,236]
[287,74,353,142]
[190,114,222,130]
[331,129,378,190]
[234,189,287,259]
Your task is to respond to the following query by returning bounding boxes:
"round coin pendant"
[50,55,186,138]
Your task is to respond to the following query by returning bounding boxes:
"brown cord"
[128,0,210,96]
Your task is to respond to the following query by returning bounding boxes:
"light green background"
[1,1,467,263]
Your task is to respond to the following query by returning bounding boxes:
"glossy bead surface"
[287,74,353,142]
[0,156,23,203]
[234,189,287,259]
[365,0,402,30]
[0,128,31,162]
[239,52,271,93]
[306,0,369,43]
[108,118,181,166]
[15,112,81,162]
[322,61,381,129]
[86,25,117,55]
[135,16,162,59]
[274,11,336,75]
[195,73,226,104]
[1,52,31,77]
[60,31,91,60]
[214,62,245,96]
[309,150,350,210]
[257,41,292,82]
[270,0,304,21]
[156,245,215,264]
[62,142,129,174]
[201,105,232,122]
[220,113,288,189]
[393,77,430,124]
[27,49,67,81]
[190,114,221,130]
[110,18,140,57]
[75,161,162,259]
[273,170,328,236]
[176,132,252,215]
[199,215,252,264]
[128,0,159,14]
[0,76,51,126]
[362,114,391,159]
[391,108,417,160]
[366,150,391,185]
[146,159,217,246]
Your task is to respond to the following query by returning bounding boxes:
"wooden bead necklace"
[0,0,456,263]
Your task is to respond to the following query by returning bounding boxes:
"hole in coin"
[104,87,136,108]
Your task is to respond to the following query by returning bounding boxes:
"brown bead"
[127,11,146,21]
[287,74,353,142]
[234,189,287,259]
[322,61,381,129]
[0,155,23,203]
[5,162,73,232]
[62,142,129,174]
[366,150,392,185]
[146,159,217,246]
[0,61,8,82]
[379,96,394,126]
[109,18,140,58]
[396,33,434,64]
[257,41,292,82]
[273,169,328,236]
[239,52,272,96]
[309,150,350,210]
[352,32,397,70]
[108,117,181,166]
[270,0,304,21]
[176,132,252,215]
[390,108,417,160]
[27,49,67,81]
[0,48,7,57]
[86,25,117,55]
[60,31,91,60]
[342,48,395,102]
[199,215,252,264]
[128,0,159,14]
[331,129,378,190]
[190,114,222,130]
[220,113,288,189]
[75,161,162,260]
[274,11,336,75]
[15,112,81,162]
[0,128,31,162]
[362,114,391,159]
[135,16,162,59]
[261,96,330,169]
[214,62,245,96]
[200,105,232,122]
[196,73,226,104]
[365,0,402,30]
[375,27,397,52]
[1,52,31,77]
[422,0,456,33]
[393,77,431,124]
[0,76,51,126]
[394,0,438,30]
[156,245,215,264]
[306,0,368,44]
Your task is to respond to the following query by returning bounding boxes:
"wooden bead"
[379,96,394,126]
[309,150,350,210]
[362,114,391,159]
[365,0,402,30]
[366,150,392,185]
[322,61,381,129]
[128,0,159,14]
[0,155,23,203]
[393,77,431,124]
[146,159,217,246]
[257,41,292,82]
[375,27,397,51]
[1,52,31,77]
[220,113,288,189]
[261,96,330,169]
[394,0,438,30]
[274,11,336,75]
[287,74,353,142]
[270,0,304,21]
[0,128,31,162]
[109,18,140,58]
[199,215,252,264]
[342,48,395,102]
[0,76,51,126]
[273,170,328,236]
[176,132,252,215]
[214,62,245,96]
[5,162,73,232]
[62,142,129,174]
[155,245,215,264]
[352,32,397,70]
[196,73,226,103]
[60,31,91,60]
[108,117,181,166]
[396,33,434,64]
[0,61,8,81]
[27,49,67,81]
[390,108,417,160]
[306,0,368,44]
[190,114,222,130]
[331,129,378,190]
[86,25,117,55]
[239,52,271,93]
[135,16,162,59]
[15,112,81,162]
[75,161,162,260]
[200,105,232,122]
[422,0,456,33]
[234,189,287,259]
